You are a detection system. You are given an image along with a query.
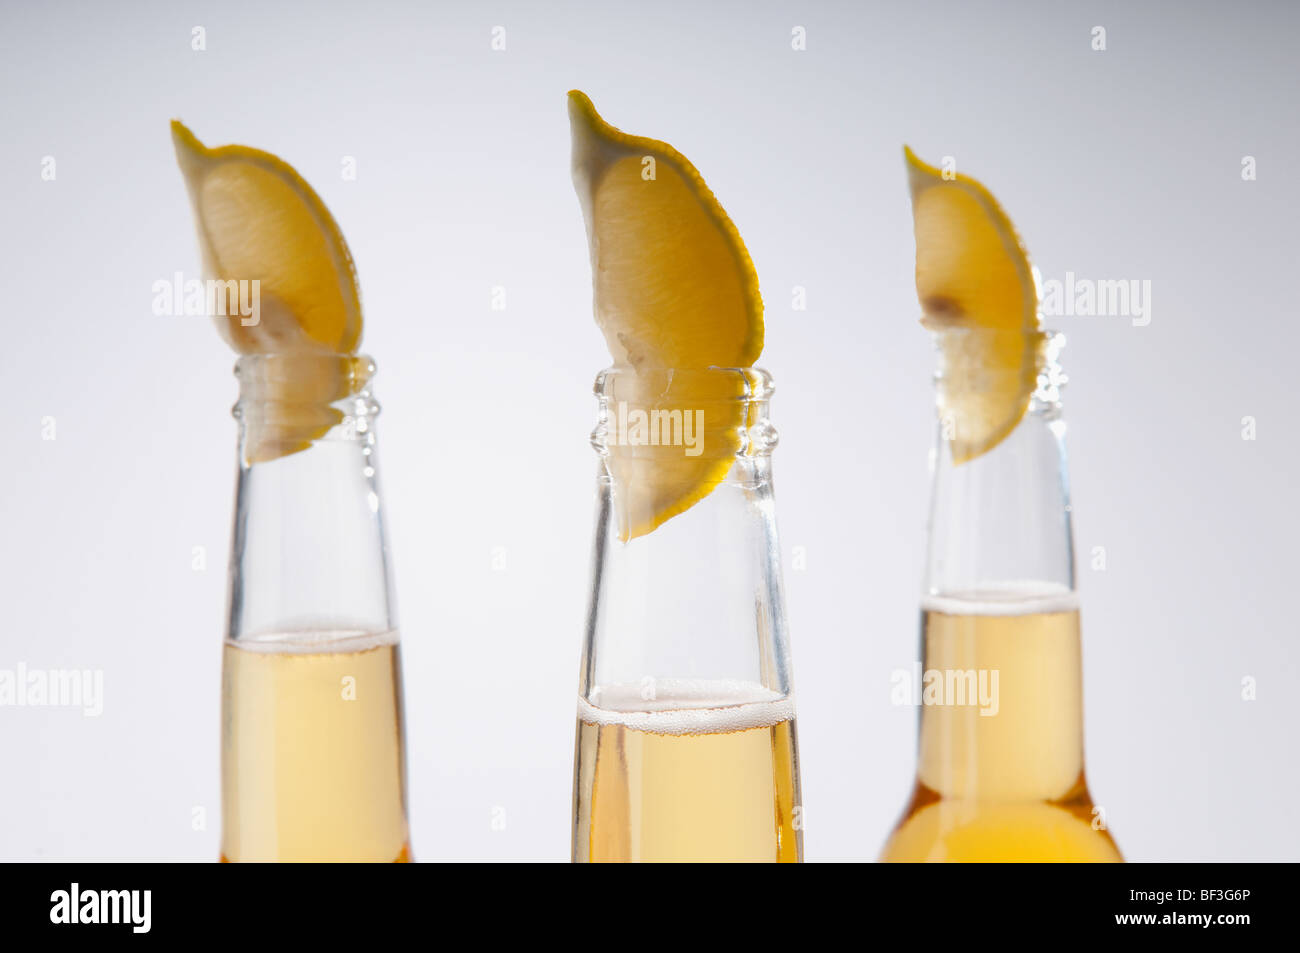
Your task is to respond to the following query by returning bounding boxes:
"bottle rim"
[233,352,376,383]
[593,365,775,402]
[925,325,1063,346]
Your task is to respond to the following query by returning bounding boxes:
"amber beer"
[573,681,802,862]
[881,590,1121,862]
[221,631,411,863]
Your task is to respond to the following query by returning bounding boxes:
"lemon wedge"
[569,91,764,540]
[172,121,364,463]
[904,146,1041,463]
[171,120,362,354]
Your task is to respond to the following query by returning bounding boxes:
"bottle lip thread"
[231,353,380,435]
[590,365,778,458]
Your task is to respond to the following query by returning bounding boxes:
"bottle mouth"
[231,354,378,463]
[929,328,1067,412]
[233,352,375,392]
[232,352,377,413]
[591,365,778,459]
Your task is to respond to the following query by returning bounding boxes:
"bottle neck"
[925,409,1075,596]
[916,335,1087,802]
[925,333,1074,597]
[226,356,396,642]
[579,367,793,708]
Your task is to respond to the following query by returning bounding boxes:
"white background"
[2,0,1297,861]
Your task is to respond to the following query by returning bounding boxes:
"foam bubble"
[579,679,795,735]
[922,581,1079,617]
[226,629,400,655]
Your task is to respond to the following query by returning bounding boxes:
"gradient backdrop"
[2,0,1297,861]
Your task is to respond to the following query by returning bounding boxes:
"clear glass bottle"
[572,366,803,862]
[220,353,411,862]
[881,331,1122,862]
